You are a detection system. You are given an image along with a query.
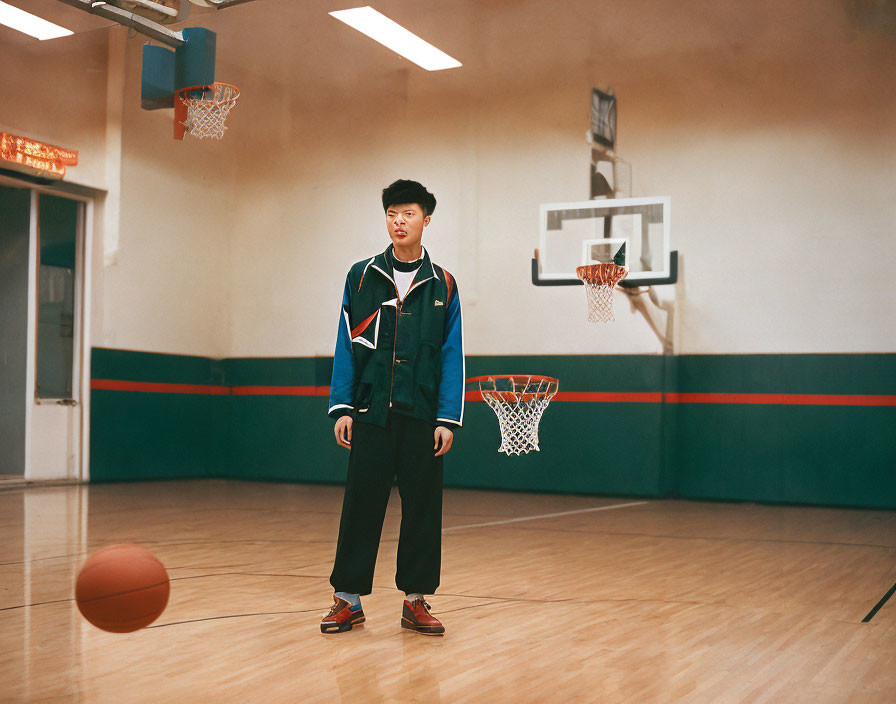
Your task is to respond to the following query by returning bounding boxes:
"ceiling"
[3,0,895,100]
[2,0,114,44]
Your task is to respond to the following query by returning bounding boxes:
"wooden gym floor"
[1,480,894,703]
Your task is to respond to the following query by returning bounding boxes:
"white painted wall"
[633,129,896,353]
[226,0,896,356]
[0,27,235,358]
[227,80,661,357]
[99,37,235,357]
[2,0,894,360]
[0,31,107,189]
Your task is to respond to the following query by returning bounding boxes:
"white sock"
[406,593,424,602]
[335,591,361,608]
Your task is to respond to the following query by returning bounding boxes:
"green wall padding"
[92,347,225,385]
[454,355,668,495]
[674,354,896,508]
[677,354,896,395]
[89,348,228,482]
[88,349,896,508]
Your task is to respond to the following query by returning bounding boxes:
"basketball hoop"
[467,375,558,455]
[576,263,627,323]
[174,82,240,140]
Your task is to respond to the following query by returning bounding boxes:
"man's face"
[386,202,430,253]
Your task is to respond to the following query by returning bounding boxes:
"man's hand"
[434,426,454,456]
[334,416,353,449]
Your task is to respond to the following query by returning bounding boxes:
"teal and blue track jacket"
[328,245,465,430]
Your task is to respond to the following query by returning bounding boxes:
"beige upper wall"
[0,29,108,189]
[100,36,235,357]
[226,0,896,355]
[3,0,894,358]
[0,20,236,357]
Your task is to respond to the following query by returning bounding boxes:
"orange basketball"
[75,544,170,633]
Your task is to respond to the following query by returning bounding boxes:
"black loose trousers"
[329,412,443,596]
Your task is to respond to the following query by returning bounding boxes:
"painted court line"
[443,501,648,533]
[862,580,896,623]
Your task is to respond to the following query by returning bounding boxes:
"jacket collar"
[371,245,437,290]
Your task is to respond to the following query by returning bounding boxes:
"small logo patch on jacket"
[434,299,444,307]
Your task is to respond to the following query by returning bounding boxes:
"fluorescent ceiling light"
[0,1,73,40]
[329,6,461,71]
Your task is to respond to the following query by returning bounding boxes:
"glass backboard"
[536,196,672,285]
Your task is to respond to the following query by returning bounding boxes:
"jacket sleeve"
[328,275,355,420]
[436,280,464,430]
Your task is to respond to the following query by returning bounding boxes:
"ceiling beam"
[54,0,185,47]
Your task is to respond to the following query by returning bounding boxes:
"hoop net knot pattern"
[468,375,559,455]
[177,83,240,140]
[576,263,628,323]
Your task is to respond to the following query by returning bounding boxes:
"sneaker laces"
[323,597,342,619]
[410,598,432,612]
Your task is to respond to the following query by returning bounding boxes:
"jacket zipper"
[388,282,400,408]
[387,268,430,409]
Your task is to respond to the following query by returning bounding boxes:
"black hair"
[382,179,437,216]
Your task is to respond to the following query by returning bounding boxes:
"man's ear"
[424,215,431,227]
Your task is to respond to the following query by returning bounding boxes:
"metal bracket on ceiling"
[55,0,186,47]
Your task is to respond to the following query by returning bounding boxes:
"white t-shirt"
[394,263,422,301]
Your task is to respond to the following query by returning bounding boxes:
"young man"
[322,179,464,636]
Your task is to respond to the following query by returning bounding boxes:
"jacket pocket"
[414,342,441,414]
[417,382,437,409]
[354,382,373,413]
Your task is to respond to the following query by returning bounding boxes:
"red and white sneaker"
[401,598,445,635]
[320,596,365,634]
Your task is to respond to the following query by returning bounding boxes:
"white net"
[178,83,240,140]
[472,376,558,456]
[582,282,617,323]
[576,264,627,324]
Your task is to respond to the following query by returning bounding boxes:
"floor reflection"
[6,485,89,700]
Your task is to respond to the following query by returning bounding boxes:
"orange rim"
[175,82,241,101]
[467,375,558,403]
[575,263,627,286]
[466,375,558,386]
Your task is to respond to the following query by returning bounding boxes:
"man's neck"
[392,244,423,263]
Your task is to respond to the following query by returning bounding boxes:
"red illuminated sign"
[0,132,79,178]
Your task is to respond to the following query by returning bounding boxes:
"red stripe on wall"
[91,380,330,396]
[231,386,330,396]
[92,380,896,407]
[665,392,896,406]
[462,391,661,403]
[555,391,663,403]
[90,379,231,395]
